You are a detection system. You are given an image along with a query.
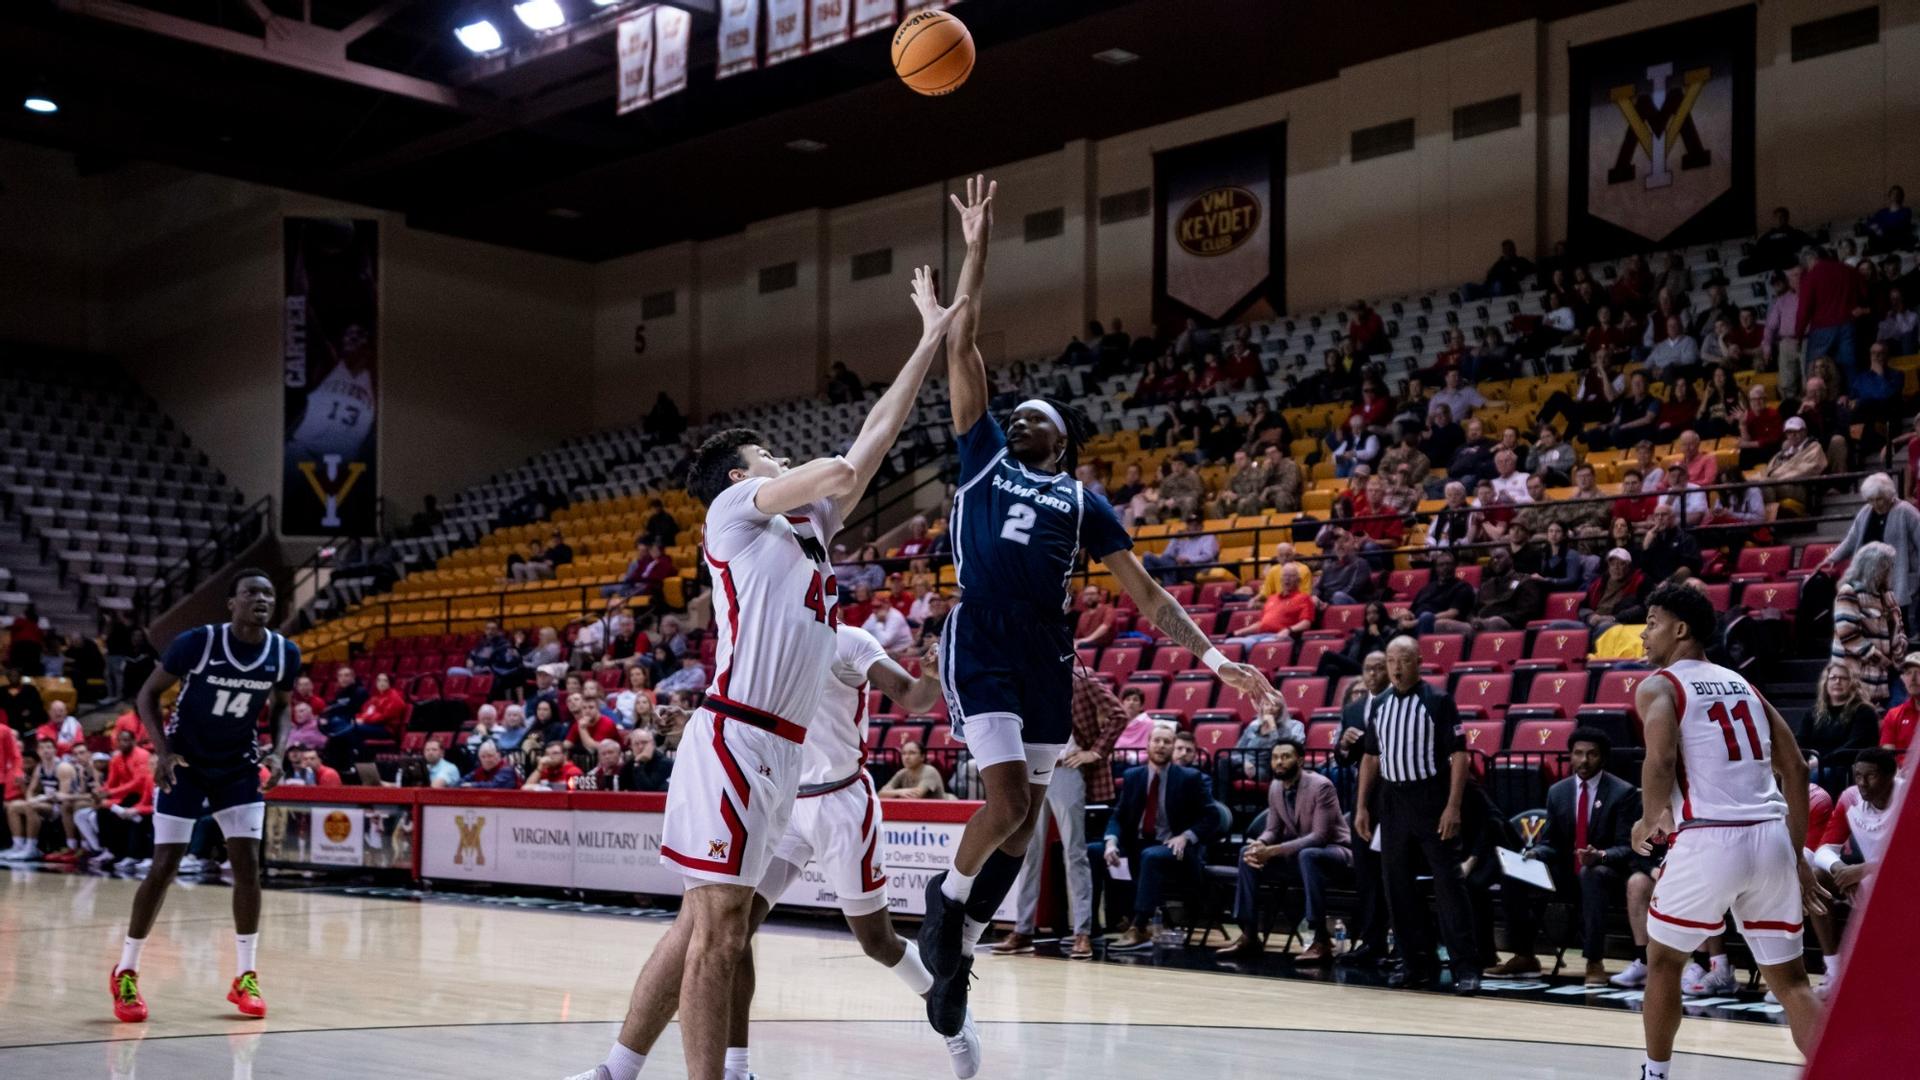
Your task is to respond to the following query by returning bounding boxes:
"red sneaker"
[110,968,148,1022]
[46,848,79,864]
[228,971,267,1018]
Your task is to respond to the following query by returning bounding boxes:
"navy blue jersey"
[161,624,301,765]
[951,414,1131,613]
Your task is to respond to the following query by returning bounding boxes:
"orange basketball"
[891,10,974,96]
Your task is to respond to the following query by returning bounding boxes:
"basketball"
[891,10,974,96]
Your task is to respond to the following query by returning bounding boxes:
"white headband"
[1014,399,1068,437]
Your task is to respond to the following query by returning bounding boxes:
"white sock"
[942,867,976,905]
[601,1041,647,1080]
[1642,1056,1670,1079]
[235,933,259,974]
[960,916,989,952]
[723,1046,750,1080]
[120,936,146,973]
[892,939,935,995]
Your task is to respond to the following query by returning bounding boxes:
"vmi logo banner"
[283,217,380,537]
[1568,7,1754,258]
[1154,123,1285,326]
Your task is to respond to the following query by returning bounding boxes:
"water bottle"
[1330,918,1347,954]
[1153,906,1183,948]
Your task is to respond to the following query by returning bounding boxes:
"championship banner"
[282,218,378,537]
[765,0,806,65]
[615,6,656,115]
[851,0,893,39]
[653,5,690,99]
[807,0,848,51]
[1152,124,1285,329]
[1568,6,1754,259]
[717,0,760,79]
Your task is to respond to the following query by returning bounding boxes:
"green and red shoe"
[228,971,267,1018]
[110,968,148,1023]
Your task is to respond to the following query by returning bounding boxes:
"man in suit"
[1332,651,1390,966]
[1092,722,1219,950]
[1485,727,1655,987]
[1215,736,1353,962]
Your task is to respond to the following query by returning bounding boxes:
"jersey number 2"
[1707,700,1764,761]
[210,689,255,719]
[1000,504,1036,545]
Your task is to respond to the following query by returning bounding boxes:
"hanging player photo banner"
[807,0,848,51]
[1568,6,1754,259]
[615,6,656,115]
[717,0,760,79]
[282,217,378,537]
[902,0,951,11]
[851,0,893,39]
[765,0,806,65]
[1152,122,1286,329]
[653,4,690,99]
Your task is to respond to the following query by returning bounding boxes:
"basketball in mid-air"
[892,10,974,96]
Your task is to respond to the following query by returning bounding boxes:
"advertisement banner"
[263,800,413,871]
[765,0,806,64]
[851,0,893,39]
[717,0,760,79]
[1568,6,1754,258]
[653,5,691,99]
[282,218,378,536]
[1152,124,1285,328]
[569,808,684,894]
[309,806,364,866]
[807,0,848,51]
[616,7,656,116]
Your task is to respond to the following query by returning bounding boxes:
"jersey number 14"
[210,689,256,719]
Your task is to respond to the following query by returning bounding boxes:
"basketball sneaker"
[1610,959,1649,988]
[918,871,966,978]
[926,954,974,1037]
[561,1068,611,1080]
[228,972,267,1017]
[110,968,148,1022]
[1683,959,1736,996]
[944,1007,982,1079]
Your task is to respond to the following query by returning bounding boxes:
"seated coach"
[1093,723,1218,951]
[1215,736,1353,962]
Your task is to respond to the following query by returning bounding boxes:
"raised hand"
[1219,661,1282,714]
[910,265,968,342]
[949,174,996,248]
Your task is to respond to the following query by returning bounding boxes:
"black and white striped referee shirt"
[1360,680,1464,783]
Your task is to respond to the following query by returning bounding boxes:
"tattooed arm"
[1104,549,1280,708]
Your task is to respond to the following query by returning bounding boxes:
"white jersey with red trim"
[800,625,890,786]
[1820,780,1904,862]
[1660,658,1787,828]
[702,476,843,731]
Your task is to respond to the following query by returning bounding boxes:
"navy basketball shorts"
[939,600,1073,777]
[154,759,265,845]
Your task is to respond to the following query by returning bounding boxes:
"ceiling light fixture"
[1092,48,1140,66]
[454,19,504,53]
[512,0,567,31]
[23,96,58,114]
[785,138,827,153]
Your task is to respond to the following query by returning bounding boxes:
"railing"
[135,495,272,623]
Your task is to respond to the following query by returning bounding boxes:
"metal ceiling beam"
[451,0,716,85]
[57,0,476,111]
[340,0,417,42]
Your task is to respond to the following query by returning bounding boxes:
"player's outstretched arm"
[835,266,968,516]
[866,652,943,715]
[134,667,181,791]
[753,455,860,517]
[1631,677,1679,855]
[262,689,292,789]
[946,174,995,433]
[1105,548,1281,710]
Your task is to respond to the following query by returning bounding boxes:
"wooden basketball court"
[0,869,1803,1078]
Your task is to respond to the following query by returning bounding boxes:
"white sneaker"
[113,857,138,873]
[0,843,22,862]
[88,851,117,868]
[1686,962,1736,996]
[1679,961,1706,993]
[559,1068,611,1080]
[945,1008,982,1080]
[1610,959,1648,988]
[178,855,207,875]
[133,859,152,875]
[1764,988,1779,1004]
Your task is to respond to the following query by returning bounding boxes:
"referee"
[1353,635,1480,996]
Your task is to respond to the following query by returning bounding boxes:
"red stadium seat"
[1191,720,1241,753]
[1508,671,1590,720]
[1213,642,1245,665]
[1321,604,1366,633]
[1458,631,1525,673]
[1305,721,1342,752]
[1386,567,1429,599]
[864,723,893,750]
[1459,719,1505,755]
[1145,646,1196,675]
[1224,609,1263,636]
[1075,647,1099,670]
[1280,676,1329,713]
[1332,675,1357,710]
[1456,564,1482,588]
[1544,591,1584,621]
[400,732,428,754]
[882,724,929,752]
[1578,668,1648,746]
[1145,710,1188,731]
[1741,579,1800,617]
[1197,581,1236,607]
[442,674,470,699]
[1164,584,1195,606]
[1453,673,1514,720]
[1125,676,1167,709]
[1697,582,1732,611]
[1508,719,1575,753]
[1275,637,1338,676]
[1518,629,1590,673]
[1161,675,1215,718]
[1789,542,1837,581]
[1420,634,1465,671]
[1246,640,1293,673]
[1732,545,1792,584]
[1097,647,1143,682]
[1422,672,1448,693]
[1212,684,1257,724]
[926,725,963,752]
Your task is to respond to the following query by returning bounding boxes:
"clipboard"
[1498,847,1554,891]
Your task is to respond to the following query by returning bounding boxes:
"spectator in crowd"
[1588,371,1661,450]
[82,727,153,869]
[1638,503,1703,585]
[1314,531,1376,606]
[1480,239,1536,297]
[1645,316,1700,383]
[414,739,459,788]
[1353,638,1481,994]
[1000,672,1132,961]
[1830,542,1905,708]
[578,740,626,792]
[563,692,620,754]
[1486,728,1655,988]
[1525,424,1576,486]
[621,728,674,792]
[862,599,914,658]
[1097,723,1219,949]
[1112,687,1157,751]
[36,700,82,756]
[281,746,342,787]
[838,546,886,595]
[1330,415,1381,479]
[1424,482,1474,550]
[1466,478,1513,544]
[1073,586,1118,650]
[327,672,407,766]
[1489,449,1531,505]
[1347,299,1389,356]
[1864,184,1914,253]
[1154,457,1204,522]
[1762,268,1806,398]
[1217,736,1353,962]
[1406,552,1476,634]
[1810,748,1901,995]
[1878,288,1917,354]
[643,499,680,548]
[878,739,948,799]
[1735,383,1785,467]
[613,665,655,726]
[288,674,328,723]
[1795,663,1885,760]
[1657,463,1709,528]
[1433,549,1543,634]
[459,741,521,789]
[1705,465,1766,530]
[1760,416,1829,515]
[1379,424,1433,492]
[524,742,584,791]
[1821,473,1920,635]
[1,672,50,738]
[1550,464,1614,537]
[1242,540,1313,604]
[1172,729,1202,768]
[1797,245,1868,377]
[284,701,327,753]
[1881,654,1920,753]
[1209,450,1269,517]
[1142,513,1219,586]
[1743,207,1813,275]
[1234,699,1305,767]
[313,667,366,738]
[1429,369,1488,426]
[1423,404,1466,467]
[1257,445,1304,512]
[489,704,532,756]
[654,652,710,697]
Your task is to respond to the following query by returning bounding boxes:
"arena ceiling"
[0,0,1621,261]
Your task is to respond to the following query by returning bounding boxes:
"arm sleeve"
[703,477,773,562]
[160,627,209,678]
[1079,490,1134,560]
[955,413,1008,486]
